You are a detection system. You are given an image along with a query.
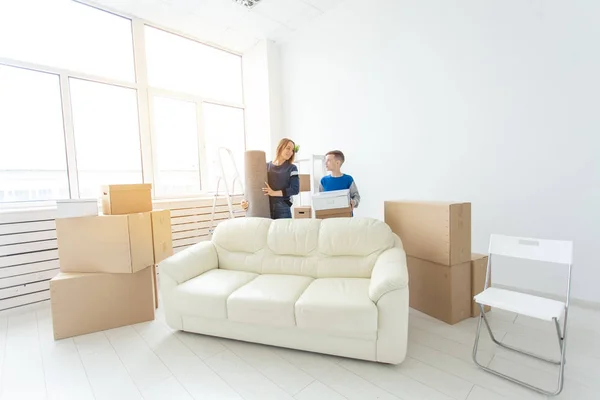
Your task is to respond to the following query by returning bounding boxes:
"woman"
[241,138,300,219]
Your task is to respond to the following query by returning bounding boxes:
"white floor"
[0,302,598,400]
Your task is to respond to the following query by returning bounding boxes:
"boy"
[319,150,361,210]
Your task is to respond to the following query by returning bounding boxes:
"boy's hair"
[326,150,345,164]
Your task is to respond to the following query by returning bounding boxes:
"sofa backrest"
[211,217,395,278]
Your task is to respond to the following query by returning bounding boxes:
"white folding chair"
[472,234,573,396]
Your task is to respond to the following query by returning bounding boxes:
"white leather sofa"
[159,217,409,364]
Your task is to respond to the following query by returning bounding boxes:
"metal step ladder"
[208,147,245,237]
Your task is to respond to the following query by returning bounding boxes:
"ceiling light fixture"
[232,0,262,9]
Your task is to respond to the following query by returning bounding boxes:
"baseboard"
[494,284,600,310]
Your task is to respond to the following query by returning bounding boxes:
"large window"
[145,27,245,197]
[151,96,201,197]
[0,0,135,82]
[70,79,143,198]
[0,1,246,206]
[145,26,243,104]
[203,104,246,193]
[0,66,69,202]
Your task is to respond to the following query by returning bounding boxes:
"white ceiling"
[85,0,345,53]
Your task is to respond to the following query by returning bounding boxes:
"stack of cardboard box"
[384,201,490,324]
[50,184,173,340]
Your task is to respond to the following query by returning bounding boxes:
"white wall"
[243,39,285,161]
[279,0,600,304]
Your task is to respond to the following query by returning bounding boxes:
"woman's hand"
[262,182,282,197]
[241,199,249,210]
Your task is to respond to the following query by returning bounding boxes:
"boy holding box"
[319,150,361,211]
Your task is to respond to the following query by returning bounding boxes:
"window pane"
[203,104,245,193]
[70,79,142,198]
[152,96,201,197]
[0,0,134,82]
[0,65,69,202]
[145,26,243,103]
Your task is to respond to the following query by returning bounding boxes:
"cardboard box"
[384,201,471,266]
[471,253,491,317]
[312,189,350,211]
[56,213,154,274]
[151,209,173,264]
[102,183,152,215]
[56,199,99,219]
[50,266,155,340]
[315,206,352,219]
[407,256,471,325]
[299,174,311,192]
[294,206,312,219]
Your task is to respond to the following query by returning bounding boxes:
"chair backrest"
[211,216,396,278]
[489,234,573,265]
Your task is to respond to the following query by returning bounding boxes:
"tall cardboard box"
[102,184,152,215]
[294,206,312,219]
[50,266,155,340]
[150,209,173,264]
[384,201,471,265]
[407,256,472,324]
[56,213,154,274]
[471,254,491,317]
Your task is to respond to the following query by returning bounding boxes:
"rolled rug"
[244,150,270,218]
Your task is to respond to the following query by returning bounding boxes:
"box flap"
[150,209,173,264]
[127,213,155,273]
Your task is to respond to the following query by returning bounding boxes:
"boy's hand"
[241,199,249,210]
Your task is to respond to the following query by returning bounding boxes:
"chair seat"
[474,287,565,321]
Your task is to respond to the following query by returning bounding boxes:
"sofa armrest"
[369,247,409,303]
[159,241,218,285]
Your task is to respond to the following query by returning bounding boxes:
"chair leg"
[472,304,568,396]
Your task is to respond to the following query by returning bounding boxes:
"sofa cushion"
[316,254,379,279]
[173,269,257,319]
[261,255,319,277]
[228,274,314,327]
[315,218,394,278]
[212,217,271,273]
[295,278,377,335]
[261,219,321,277]
[318,218,394,257]
[267,219,321,256]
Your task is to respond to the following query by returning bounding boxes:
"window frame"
[0,3,246,207]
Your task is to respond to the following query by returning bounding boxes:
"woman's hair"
[275,138,296,164]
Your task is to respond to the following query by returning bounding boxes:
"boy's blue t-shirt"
[320,174,354,191]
